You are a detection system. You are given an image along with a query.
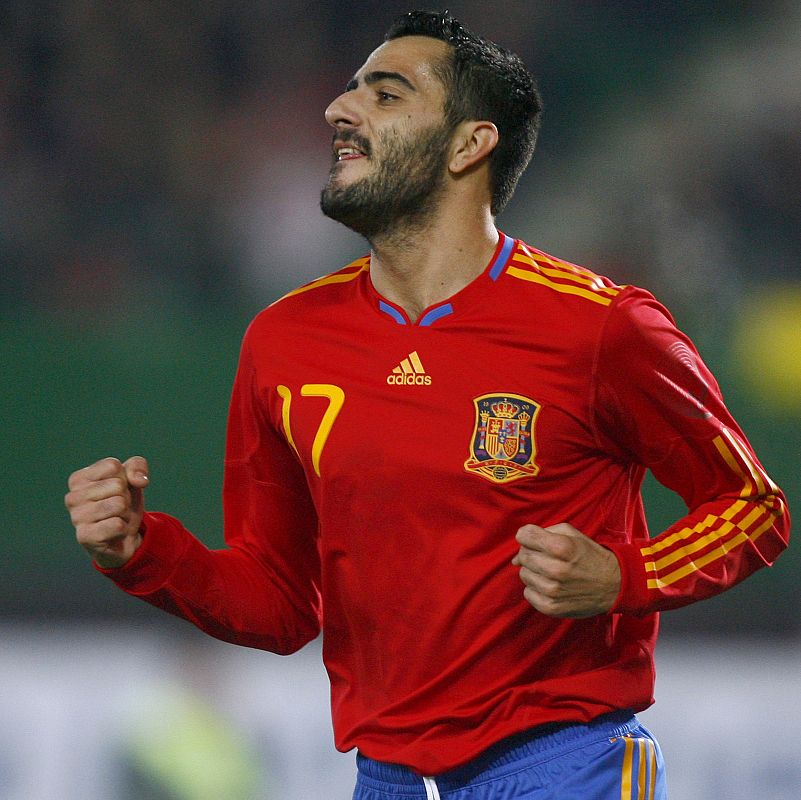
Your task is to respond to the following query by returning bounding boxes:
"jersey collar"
[368,232,516,327]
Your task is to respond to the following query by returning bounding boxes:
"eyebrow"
[345,71,417,93]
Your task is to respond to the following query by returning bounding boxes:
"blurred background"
[1,1,799,798]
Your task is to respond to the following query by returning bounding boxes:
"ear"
[448,121,499,174]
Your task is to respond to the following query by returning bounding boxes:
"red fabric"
[98,234,789,774]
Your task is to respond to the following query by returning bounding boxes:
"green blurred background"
[1,0,798,636]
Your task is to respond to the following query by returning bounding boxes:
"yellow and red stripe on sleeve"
[505,244,623,306]
[270,255,370,306]
[641,427,786,592]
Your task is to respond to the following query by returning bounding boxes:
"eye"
[377,90,398,102]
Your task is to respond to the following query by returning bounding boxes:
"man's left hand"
[512,523,621,618]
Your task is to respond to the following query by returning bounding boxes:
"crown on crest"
[491,400,520,419]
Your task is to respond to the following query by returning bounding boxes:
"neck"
[368,205,499,322]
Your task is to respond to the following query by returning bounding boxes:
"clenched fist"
[65,456,149,569]
[512,523,621,618]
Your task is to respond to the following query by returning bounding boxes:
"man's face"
[320,36,455,240]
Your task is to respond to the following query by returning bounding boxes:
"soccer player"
[65,11,790,799]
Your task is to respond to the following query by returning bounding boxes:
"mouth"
[333,134,371,162]
[336,146,366,161]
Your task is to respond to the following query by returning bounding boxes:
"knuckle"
[104,516,127,536]
[539,596,561,616]
[97,457,123,477]
[549,561,570,582]
[104,495,128,516]
[75,522,101,545]
[70,457,122,488]
[553,539,575,561]
[67,497,91,524]
[69,466,93,490]
[109,476,129,495]
[127,455,147,470]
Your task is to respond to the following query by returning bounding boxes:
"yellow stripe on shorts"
[621,736,635,800]
[620,736,658,800]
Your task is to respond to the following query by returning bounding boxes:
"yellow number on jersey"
[277,384,345,477]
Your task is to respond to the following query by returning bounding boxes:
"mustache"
[332,131,372,157]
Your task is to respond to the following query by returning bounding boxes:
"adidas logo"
[387,350,431,386]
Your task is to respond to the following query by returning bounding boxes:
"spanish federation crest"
[464,393,541,483]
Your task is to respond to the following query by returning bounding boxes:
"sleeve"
[591,287,790,616]
[96,327,322,654]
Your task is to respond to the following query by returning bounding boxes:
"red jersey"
[101,232,789,774]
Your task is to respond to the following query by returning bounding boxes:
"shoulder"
[505,239,676,330]
[247,254,371,334]
[271,254,371,308]
[503,240,626,310]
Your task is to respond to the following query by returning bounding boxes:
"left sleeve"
[95,329,322,655]
[591,287,790,615]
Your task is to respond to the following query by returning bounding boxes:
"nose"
[325,91,362,129]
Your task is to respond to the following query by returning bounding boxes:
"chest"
[256,320,600,499]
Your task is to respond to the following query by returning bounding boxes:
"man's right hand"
[65,456,149,569]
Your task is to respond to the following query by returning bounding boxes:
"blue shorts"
[352,712,667,799]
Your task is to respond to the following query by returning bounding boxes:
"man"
[66,11,789,800]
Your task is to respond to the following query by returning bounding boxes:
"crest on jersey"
[464,393,541,484]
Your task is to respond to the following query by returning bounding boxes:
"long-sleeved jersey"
[101,232,789,775]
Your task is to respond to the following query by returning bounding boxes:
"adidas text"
[387,374,432,386]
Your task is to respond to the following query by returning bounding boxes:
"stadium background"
[1,1,798,798]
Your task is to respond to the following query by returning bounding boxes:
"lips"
[333,133,371,161]
[337,146,365,160]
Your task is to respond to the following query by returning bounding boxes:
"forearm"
[592,289,791,616]
[97,511,322,654]
[608,481,789,615]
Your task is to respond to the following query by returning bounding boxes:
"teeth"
[337,146,363,159]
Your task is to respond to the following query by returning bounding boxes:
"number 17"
[276,384,345,477]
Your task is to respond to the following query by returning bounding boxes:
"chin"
[337,159,370,180]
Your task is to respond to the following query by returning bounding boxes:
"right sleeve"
[590,289,789,615]
[97,329,322,655]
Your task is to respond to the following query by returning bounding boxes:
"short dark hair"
[385,10,542,215]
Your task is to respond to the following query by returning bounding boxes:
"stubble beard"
[320,122,454,244]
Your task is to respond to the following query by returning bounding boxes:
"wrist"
[92,530,143,569]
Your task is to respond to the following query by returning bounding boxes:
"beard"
[320,121,454,242]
